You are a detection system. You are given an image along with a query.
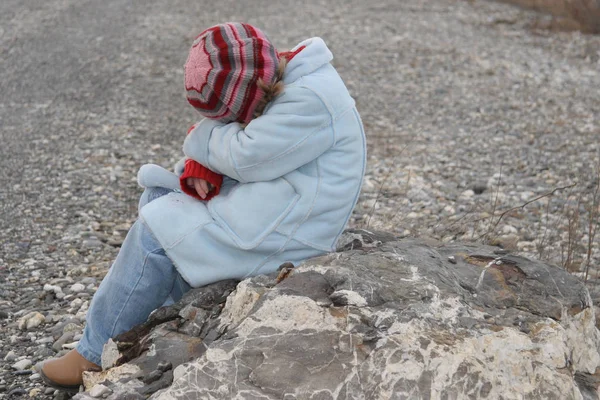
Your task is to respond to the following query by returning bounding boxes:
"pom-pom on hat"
[184,22,279,124]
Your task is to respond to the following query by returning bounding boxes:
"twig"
[484,164,504,241]
[564,194,583,271]
[477,183,577,241]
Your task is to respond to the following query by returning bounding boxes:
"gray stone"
[34,347,55,359]
[53,331,76,352]
[43,284,63,295]
[70,283,86,293]
[50,319,82,340]
[56,390,76,400]
[12,359,33,371]
[7,388,27,397]
[82,237,103,249]
[3,350,17,362]
[29,373,41,381]
[143,370,163,385]
[137,370,173,396]
[89,384,112,398]
[63,322,83,334]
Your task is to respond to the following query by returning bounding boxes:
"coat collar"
[283,37,333,84]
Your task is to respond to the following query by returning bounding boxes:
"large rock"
[76,230,600,400]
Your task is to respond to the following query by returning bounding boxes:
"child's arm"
[176,124,223,200]
[183,86,334,183]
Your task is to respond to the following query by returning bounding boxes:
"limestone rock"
[17,311,45,331]
[101,339,120,370]
[79,230,600,399]
[82,364,141,389]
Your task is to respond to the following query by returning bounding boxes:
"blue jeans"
[77,188,191,366]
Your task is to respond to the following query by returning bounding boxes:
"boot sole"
[39,368,81,393]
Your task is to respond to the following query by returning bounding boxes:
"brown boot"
[40,349,101,392]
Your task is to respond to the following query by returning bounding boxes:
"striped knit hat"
[184,22,279,124]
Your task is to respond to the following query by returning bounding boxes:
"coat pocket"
[208,178,300,250]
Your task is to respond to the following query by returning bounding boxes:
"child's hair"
[251,56,288,122]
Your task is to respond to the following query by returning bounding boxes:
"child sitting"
[41,22,366,390]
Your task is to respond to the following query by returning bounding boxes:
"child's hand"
[185,177,214,199]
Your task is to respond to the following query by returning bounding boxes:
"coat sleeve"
[182,86,334,183]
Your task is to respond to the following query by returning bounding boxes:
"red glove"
[179,159,223,201]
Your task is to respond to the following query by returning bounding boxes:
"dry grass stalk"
[365,139,414,230]
[561,194,584,272]
[481,182,577,242]
[584,159,600,281]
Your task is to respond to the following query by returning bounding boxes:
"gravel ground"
[1,0,599,398]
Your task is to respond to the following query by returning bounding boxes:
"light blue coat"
[137,37,366,287]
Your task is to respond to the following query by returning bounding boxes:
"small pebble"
[37,336,54,344]
[13,369,33,376]
[70,298,83,308]
[4,350,17,362]
[34,347,55,359]
[12,359,33,370]
[70,283,85,293]
[82,238,102,249]
[55,391,75,400]
[29,373,41,381]
[43,284,63,295]
[89,384,112,398]
[460,189,475,199]
[63,322,82,334]
[17,311,46,330]
[53,331,76,352]
[8,388,27,397]
[29,388,41,397]
[143,369,163,384]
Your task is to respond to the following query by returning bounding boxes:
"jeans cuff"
[76,340,102,367]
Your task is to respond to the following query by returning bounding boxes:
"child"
[41,22,366,390]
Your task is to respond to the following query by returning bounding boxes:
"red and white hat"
[184,22,279,124]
